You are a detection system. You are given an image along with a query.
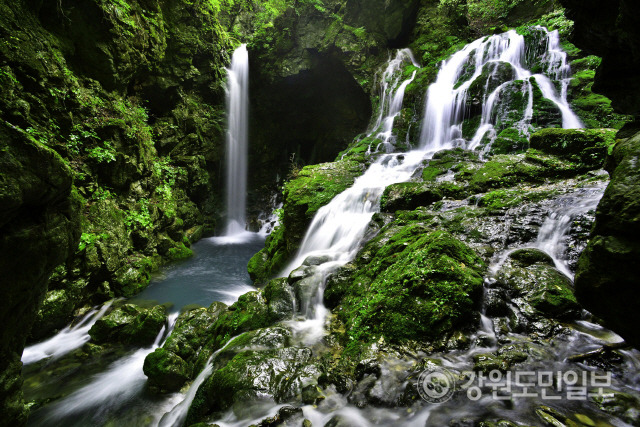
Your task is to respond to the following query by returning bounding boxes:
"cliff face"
[0,123,81,425]
[560,0,640,348]
[0,1,231,423]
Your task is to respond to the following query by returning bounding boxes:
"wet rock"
[484,288,510,317]
[324,415,360,427]
[89,304,167,346]
[496,256,581,321]
[589,388,640,426]
[220,327,293,357]
[186,347,319,423]
[303,255,332,266]
[264,278,296,322]
[380,181,467,212]
[144,302,227,392]
[330,228,486,346]
[508,248,555,267]
[301,384,325,405]
[535,406,568,427]
[256,405,304,427]
[143,348,190,392]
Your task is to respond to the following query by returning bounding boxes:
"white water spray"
[534,186,604,279]
[224,44,250,236]
[36,313,178,423]
[22,301,113,365]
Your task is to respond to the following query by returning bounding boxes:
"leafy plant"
[124,199,154,230]
[78,232,109,252]
[87,141,116,163]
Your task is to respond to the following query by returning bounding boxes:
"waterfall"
[30,314,178,425]
[420,28,583,152]
[280,50,429,341]
[224,44,250,236]
[534,186,604,279]
[280,29,585,343]
[369,49,420,152]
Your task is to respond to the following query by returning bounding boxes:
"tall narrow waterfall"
[224,44,249,236]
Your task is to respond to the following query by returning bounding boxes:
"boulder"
[89,304,167,346]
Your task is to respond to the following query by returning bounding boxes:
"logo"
[417,367,456,403]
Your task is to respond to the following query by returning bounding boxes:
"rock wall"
[561,0,640,348]
[0,122,81,425]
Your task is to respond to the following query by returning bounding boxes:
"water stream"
[22,301,114,365]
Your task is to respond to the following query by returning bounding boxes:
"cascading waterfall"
[534,186,605,279]
[28,313,178,426]
[23,29,606,427]
[369,49,420,152]
[420,27,583,153]
[224,44,250,236]
[281,28,586,342]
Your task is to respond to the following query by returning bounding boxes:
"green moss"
[143,347,191,392]
[89,303,167,345]
[489,128,528,154]
[529,128,618,169]
[284,159,363,218]
[166,243,194,261]
[479,187,558,210]
[332,229,485,355]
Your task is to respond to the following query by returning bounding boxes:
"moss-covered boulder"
[530,128,617,170]
[327,228,486,351]
[143,348,191,393]
[248,159,364,283]
[495,249,581,320]
[380,181,466,212]
[144,302,227,392]
[185,347,318,423]
[89,304,167,346]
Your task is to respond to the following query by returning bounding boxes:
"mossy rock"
[508,248,555,267]
[529,128,617,170]
[143,348,191,392]
[330,229,486,351]
[263,278,296,322]
[496,257,580,320]
[251,159,364,284]
[283,159,364,236]
[380,181,466,212]
[422,148,480,181]
[489,128,529,155]
[144,302,228,392]
[185,347,317,423]
[575,131,640,348]
[89,303,167,346]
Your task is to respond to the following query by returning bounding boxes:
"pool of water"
[130,233,266,312]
